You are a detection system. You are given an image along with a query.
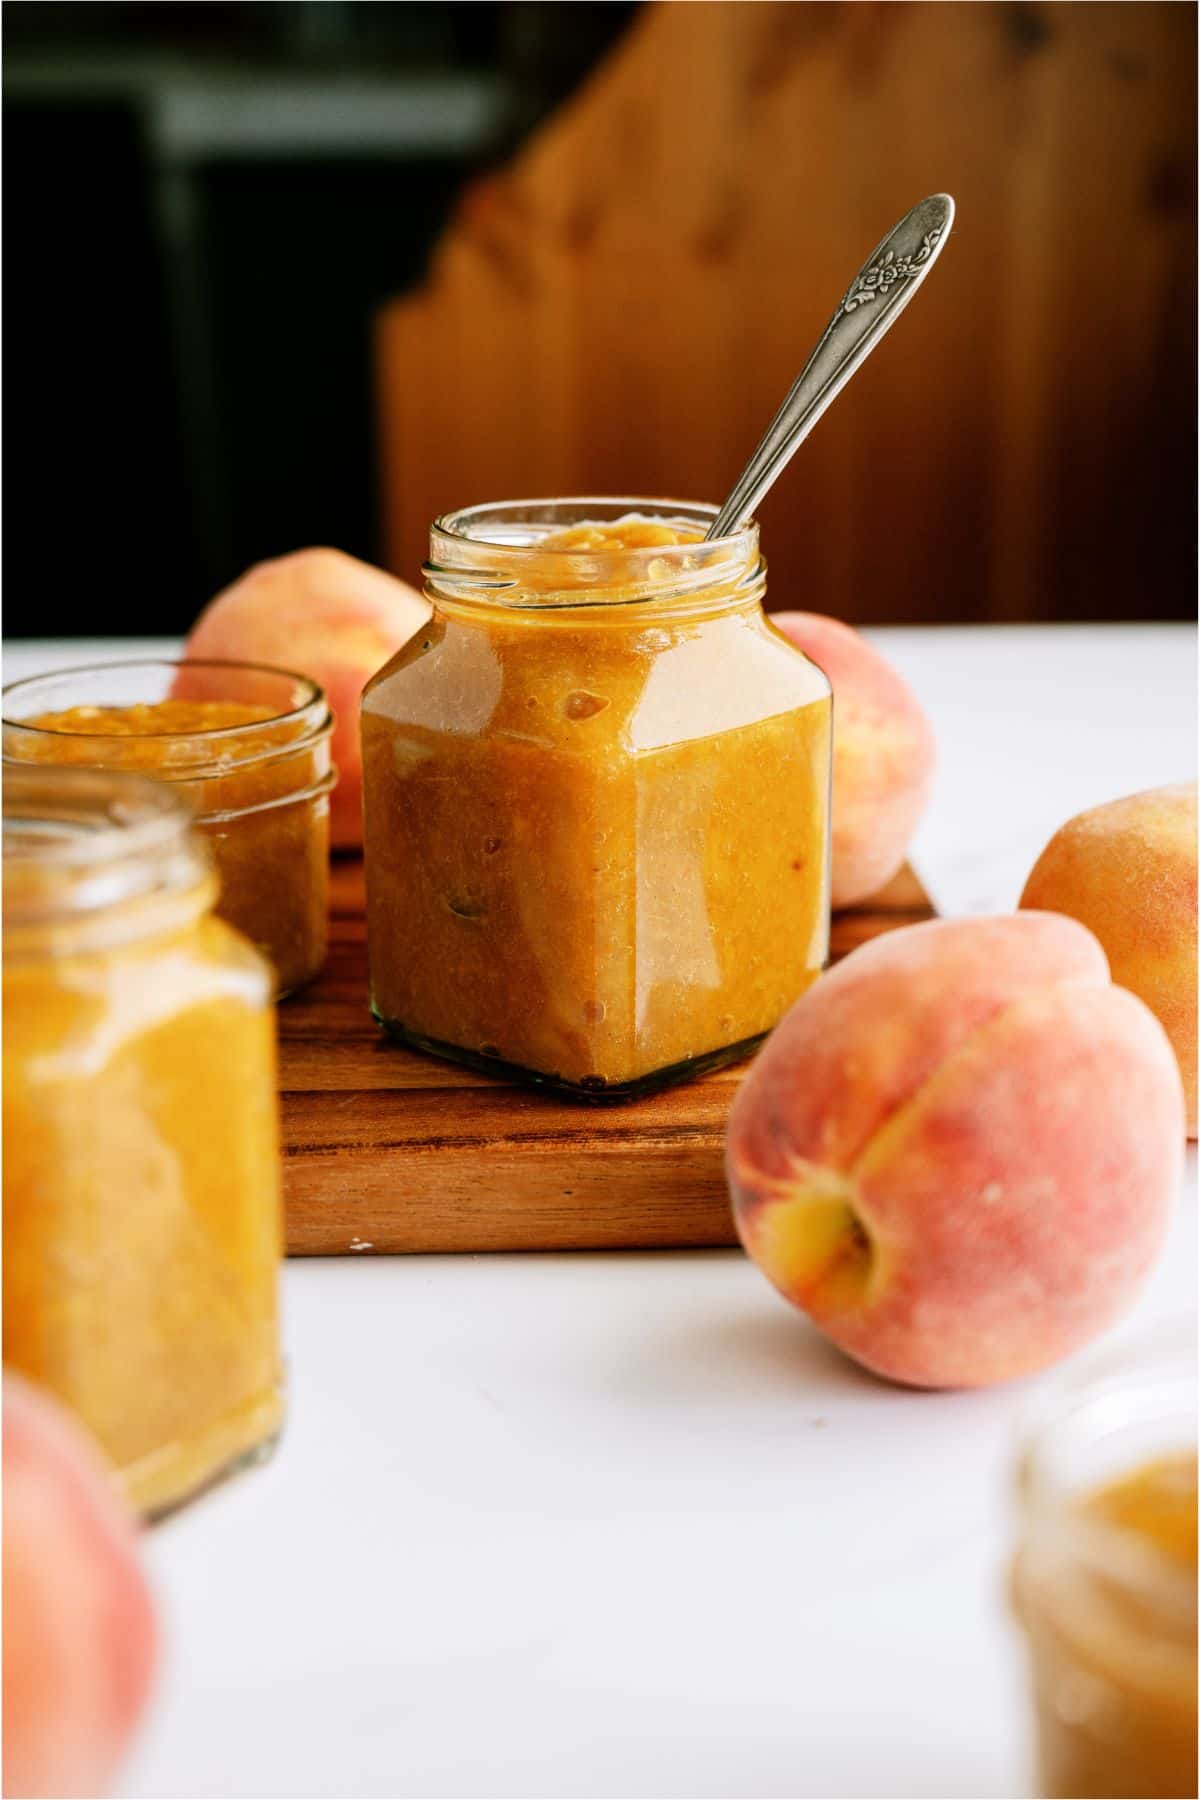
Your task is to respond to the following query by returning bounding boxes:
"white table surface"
[4,626,1196,1800]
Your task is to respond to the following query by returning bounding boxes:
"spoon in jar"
[706,193,954,541]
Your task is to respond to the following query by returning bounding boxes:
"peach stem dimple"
[745,1162,877,1313]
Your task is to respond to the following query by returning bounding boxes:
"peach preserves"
[1013,1332,1197,1799]
[362,502,832,1098]
[2,661,335,996]
[3,767,284,1519]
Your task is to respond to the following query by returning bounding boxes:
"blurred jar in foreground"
[2,766,284,1519]
[2,659,335,997]
[362,499,832,1099]
[1011,1324,1197,1799]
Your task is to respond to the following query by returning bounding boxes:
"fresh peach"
[3,1374,158,1799]
[186,548,430,847]
[726,913,1183,1389]
[1020,783,1198,1136]
[771,611,935,908]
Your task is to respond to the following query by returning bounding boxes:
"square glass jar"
[361,499,832,1099]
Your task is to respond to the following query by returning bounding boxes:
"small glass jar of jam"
[2,659,335,997]
[2,765,284,1519]
[1011,1323,1197,1799]
[361,498,832,1098]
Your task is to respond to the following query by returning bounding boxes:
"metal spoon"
[706,194,955,541]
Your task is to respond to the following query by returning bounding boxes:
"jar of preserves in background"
[1011,1323,1197,1800]
[361,499,832,1098]
[2,766,285,1518]
[2,660,335,997]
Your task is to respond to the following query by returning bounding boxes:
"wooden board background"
[280,859,935,1256]
[375,1,1195,628]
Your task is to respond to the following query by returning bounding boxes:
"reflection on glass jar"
[1011,1323,1197,1799]
[2,766,284,1519]
[361,499,833,1099]
[2,659,335,997]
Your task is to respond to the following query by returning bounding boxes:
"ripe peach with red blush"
[726,913,1182,1389]
[3,1374,158,1799]
[771,611,935,908]
[185,548,430,848]
[1020,782,1197,1136]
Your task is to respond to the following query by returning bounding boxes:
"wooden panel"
[280,858,935,1255]
[375,2,1195,626]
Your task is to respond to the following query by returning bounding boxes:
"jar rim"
[4,764,192,862]
[426,497,762,613]
[3,764,211,935]
[433,496,752,552]
[2,658,332,779]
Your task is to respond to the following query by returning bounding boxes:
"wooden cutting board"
[280,859,935,1255]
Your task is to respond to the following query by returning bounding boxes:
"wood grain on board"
[280,857,935,1256]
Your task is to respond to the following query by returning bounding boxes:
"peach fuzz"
[726,913,1183,1390]
[186,547,430,847]
[3,1374,158,1799]
[1020,782,1198,1137]
[771,611,935,908]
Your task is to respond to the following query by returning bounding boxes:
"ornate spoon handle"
[706,193,954,541]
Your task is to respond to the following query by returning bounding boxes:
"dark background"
[4,1,1197,638]
[3,2,636,635]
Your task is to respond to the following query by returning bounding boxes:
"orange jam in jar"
[2,661,335,996]
[2,766,284,1519]
[361,499,832,1098]
[1012,1326,1198,1799]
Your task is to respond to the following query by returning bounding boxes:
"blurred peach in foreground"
[1020,782,1197,1137]
[771,611,935,909]
[3,1374,157,1799]
[727,913,1183,1389]
[186,548,430,847]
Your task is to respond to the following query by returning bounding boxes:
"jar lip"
[4,764,193,864]
[2,655,332,781]
[3,765,212,935]
[3,657,328,739]
[427,498,761,612]
[433,496,753,555]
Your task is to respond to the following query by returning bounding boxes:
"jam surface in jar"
[2,767,284,1519]
[3,667,335,997]
[1086,1452,1197,1570]
[362,505,832,1098]
[536,520,705,555]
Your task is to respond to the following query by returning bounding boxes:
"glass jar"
[361,498,832,1098]
[2,765,284,1519]
[1011,1323,1197,1799]
[2,659,335,997]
